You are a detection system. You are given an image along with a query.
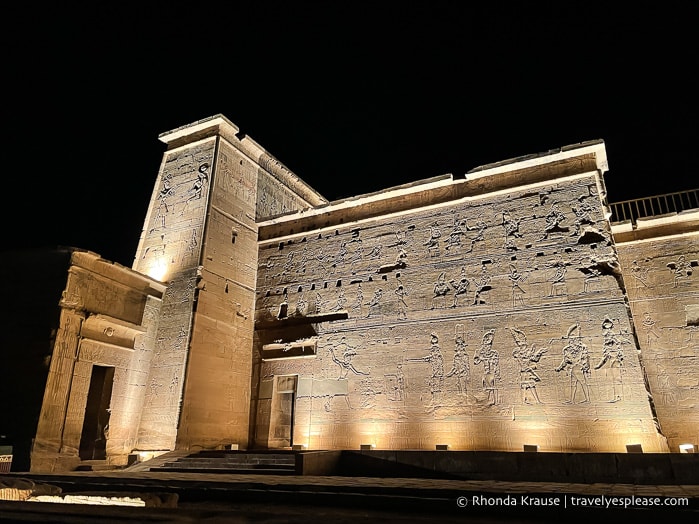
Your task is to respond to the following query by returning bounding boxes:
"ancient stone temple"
[24,114,698,472]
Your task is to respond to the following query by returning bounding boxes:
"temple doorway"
[78,365,114,461]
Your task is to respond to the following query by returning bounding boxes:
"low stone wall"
[333,450,699,484]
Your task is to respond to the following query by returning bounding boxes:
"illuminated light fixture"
[626,444,643,453]
[435,444,450,451]
[360,444,375,450]
[225,443,239,450]
[679,444,696,453]
[523,444,539,452]
[292,444,306,451]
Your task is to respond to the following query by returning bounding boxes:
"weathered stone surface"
[27,116,699,473]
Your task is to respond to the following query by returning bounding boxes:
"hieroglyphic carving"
[554,324,591,404]
[473,330,499,405]
[350,284,363,316]
[465,218,488,253]
[510,328,547,404]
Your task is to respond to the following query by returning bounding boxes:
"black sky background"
[4,1,697,267]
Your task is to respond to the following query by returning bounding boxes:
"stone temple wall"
[614,219,699,452]
[253,162,668,452]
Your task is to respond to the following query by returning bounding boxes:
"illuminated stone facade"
[29,115,698,471]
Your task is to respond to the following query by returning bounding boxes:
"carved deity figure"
[473,330,499,405]
[473,265,491,305]
[555,324,591,404]
[449,267,471,307]
[510,328,547,404]
[432,272,450,309]
[547,257,568,296]
[407,332,445,405]
[445,215,466,251]
[570,199,594,235]
[594,317,629,402]
[445,334,470,395]
[423,223,442,256]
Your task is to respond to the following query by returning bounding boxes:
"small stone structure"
[20,115,697,472]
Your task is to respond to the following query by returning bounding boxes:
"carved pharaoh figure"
[510,328,547,404]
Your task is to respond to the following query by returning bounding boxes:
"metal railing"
[609,189,699,225]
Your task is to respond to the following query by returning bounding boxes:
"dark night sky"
[4,2,697,267]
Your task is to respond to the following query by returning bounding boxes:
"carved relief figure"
[432,272,450,309]
[570,199,594,236]
[465,219,488,253]
[510,328,547,404]
[502,211,522,250]
[328,336,369,379]
[594,317,630,402]
[555,324,591,404]
[333,289,347,311]
[445,334,470,395]
[508,264,527,307]
[473,265,492,305]
[642,311,661,347]
[444,215,466,251]
[351,284,363,316]
[407,332,445,405]
[540,203,568,239]
[296,292,308,315]
[185,163,209,203]
[630,258,651,289]
[395,281,409,320]
[314,292,324,314]
[449,267,470,307]
[385,365,406,402]
[547,257,568,296]
[366,288,383,318]
[423,223,442,257]
[667,255,695,287]
[473,330,499,405]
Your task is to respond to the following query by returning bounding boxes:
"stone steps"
[149,451,298,475]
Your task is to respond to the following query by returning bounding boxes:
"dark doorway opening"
[79,365,114,461]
